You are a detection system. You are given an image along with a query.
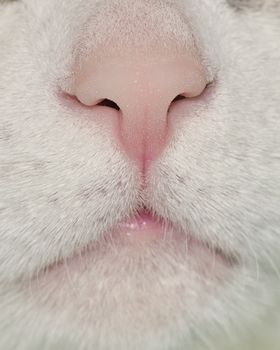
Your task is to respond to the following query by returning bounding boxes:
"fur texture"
[0,0,280,349]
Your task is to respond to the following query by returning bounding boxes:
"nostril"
[97,99,120,111]
[61,92,122,112]
[168,94,187,113]
[172,95,186,103]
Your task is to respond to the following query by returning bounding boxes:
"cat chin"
[1,270,279,350]
[3,217,277,350]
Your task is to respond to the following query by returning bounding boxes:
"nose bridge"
[80,0,195,59]
[113,59,170,130]
[117,59,173,166]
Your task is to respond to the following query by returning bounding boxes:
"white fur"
[0,0,280,349]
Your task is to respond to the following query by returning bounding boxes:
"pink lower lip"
[112,211,179,241]
[111,213,235,267]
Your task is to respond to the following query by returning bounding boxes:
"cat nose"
[74,50,207,169]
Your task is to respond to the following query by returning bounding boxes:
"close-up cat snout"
[0,0,280,350]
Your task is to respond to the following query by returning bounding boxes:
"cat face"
[0,0,280,349]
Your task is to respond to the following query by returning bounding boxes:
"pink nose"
[74,50,207,169]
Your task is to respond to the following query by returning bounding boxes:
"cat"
[0,0,279,349]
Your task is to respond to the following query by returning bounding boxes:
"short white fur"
[0,1,280,349]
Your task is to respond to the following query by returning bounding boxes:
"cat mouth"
[107,209,237,265]
[39,208,237,280]
[32,207,238,326]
